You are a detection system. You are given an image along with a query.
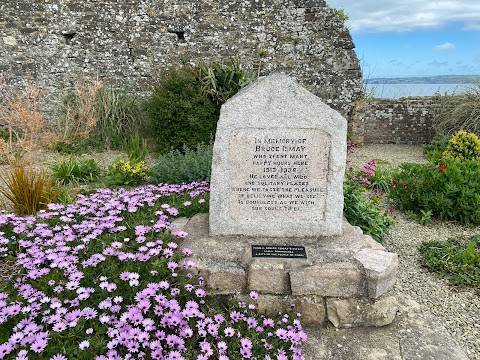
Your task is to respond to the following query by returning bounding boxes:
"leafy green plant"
[106,158,148,187]
[419,209,433,225]
[332,7,349,21]
[50,157,101,184]
[389,160,480,225]
[126,132,148,162]
[0,165,60,215]
[150,143,213,184]
[197,58,256,105]
[404,210,417,220]
[369,163,397,193]
[442,130,480,161]
[343,160,395,241]
[343,178,395,242]
[144,67,218,153]
[420,235,480,290]
[424,133,449,163]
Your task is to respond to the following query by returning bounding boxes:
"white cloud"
[462,22,480,31]
[434,42,456,51]
[327,0,480,33]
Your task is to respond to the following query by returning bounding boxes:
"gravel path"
[349,144,480,359]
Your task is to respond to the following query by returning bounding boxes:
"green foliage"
[126,132,148,162]
[369,163,397,193]
[332,7,349,21]
[150,144,213,184]
[92,84,146,149]
[442,130,480,161]
[389,160,480,226]
[55,81,145,152]
[419,209,433,225]
[0,127,21,143]
[424,133,449,163]
[50,157,100,184]
[144,67,218,153]
[432,84,480,135]
[0,165,60,215]
[198,58,256,105]
[420,236,480,290]
[343,178,395,242]
[343,160,395,242]
[106,158,148,187]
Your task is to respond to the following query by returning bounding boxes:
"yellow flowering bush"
[107,158,148,186]
[442,130,480,161]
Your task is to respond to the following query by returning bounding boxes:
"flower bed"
[0,183,306,359]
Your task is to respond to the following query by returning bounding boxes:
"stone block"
[354,248,398,299]
[170,217,189,231]
[290,263,364,297]
[294,295,326,326]
[326,296,398,328]
[255,295,292,315]
[248,260,290,294]
[196,260,246,295]
[253,295,326,326]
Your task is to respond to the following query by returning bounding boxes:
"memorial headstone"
[178,73,398,328]
[209,73,347,237]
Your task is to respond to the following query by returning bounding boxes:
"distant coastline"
[365,75,480,85]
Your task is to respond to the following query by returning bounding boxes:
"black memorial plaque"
[252,245,307,259]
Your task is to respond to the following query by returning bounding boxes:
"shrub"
[54,81,145,152]
[53,80,102,150]
[420,235,480,290]
[0,81,51,162]
[106,158,149,187]
[343,161,395,242]
[389,160,480,225]
[442,130,480,161]
[198,58,256,105]
[144,67,218,153]
[432,84,480,135]
[369,163,397,193]
[343,177,395,242]
[150,144,213,184]
[424,133,449,163]
[50,157,101,184]
[0,165,60,215]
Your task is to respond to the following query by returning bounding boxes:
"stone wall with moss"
[0,0,363,120]
[353,98,437,145]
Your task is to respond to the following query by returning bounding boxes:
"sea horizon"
[364,82,476,99]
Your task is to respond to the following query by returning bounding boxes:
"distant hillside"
[366,75,480,85]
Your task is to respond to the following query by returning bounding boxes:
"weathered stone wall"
[0,0,363,120]
[353,98,437,145]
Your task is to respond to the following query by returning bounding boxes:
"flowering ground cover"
[0,182,306,359]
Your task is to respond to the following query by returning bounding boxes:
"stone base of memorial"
[193,73,399,328]
[174,213,399,328]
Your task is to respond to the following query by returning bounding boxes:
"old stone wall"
[0,0,363,120]
[353,98,438,145]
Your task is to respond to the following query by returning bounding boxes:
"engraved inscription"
[228,128,330,219]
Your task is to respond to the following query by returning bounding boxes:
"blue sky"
[327,1,480,77]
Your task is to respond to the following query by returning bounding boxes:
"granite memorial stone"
[209,73,347,237]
